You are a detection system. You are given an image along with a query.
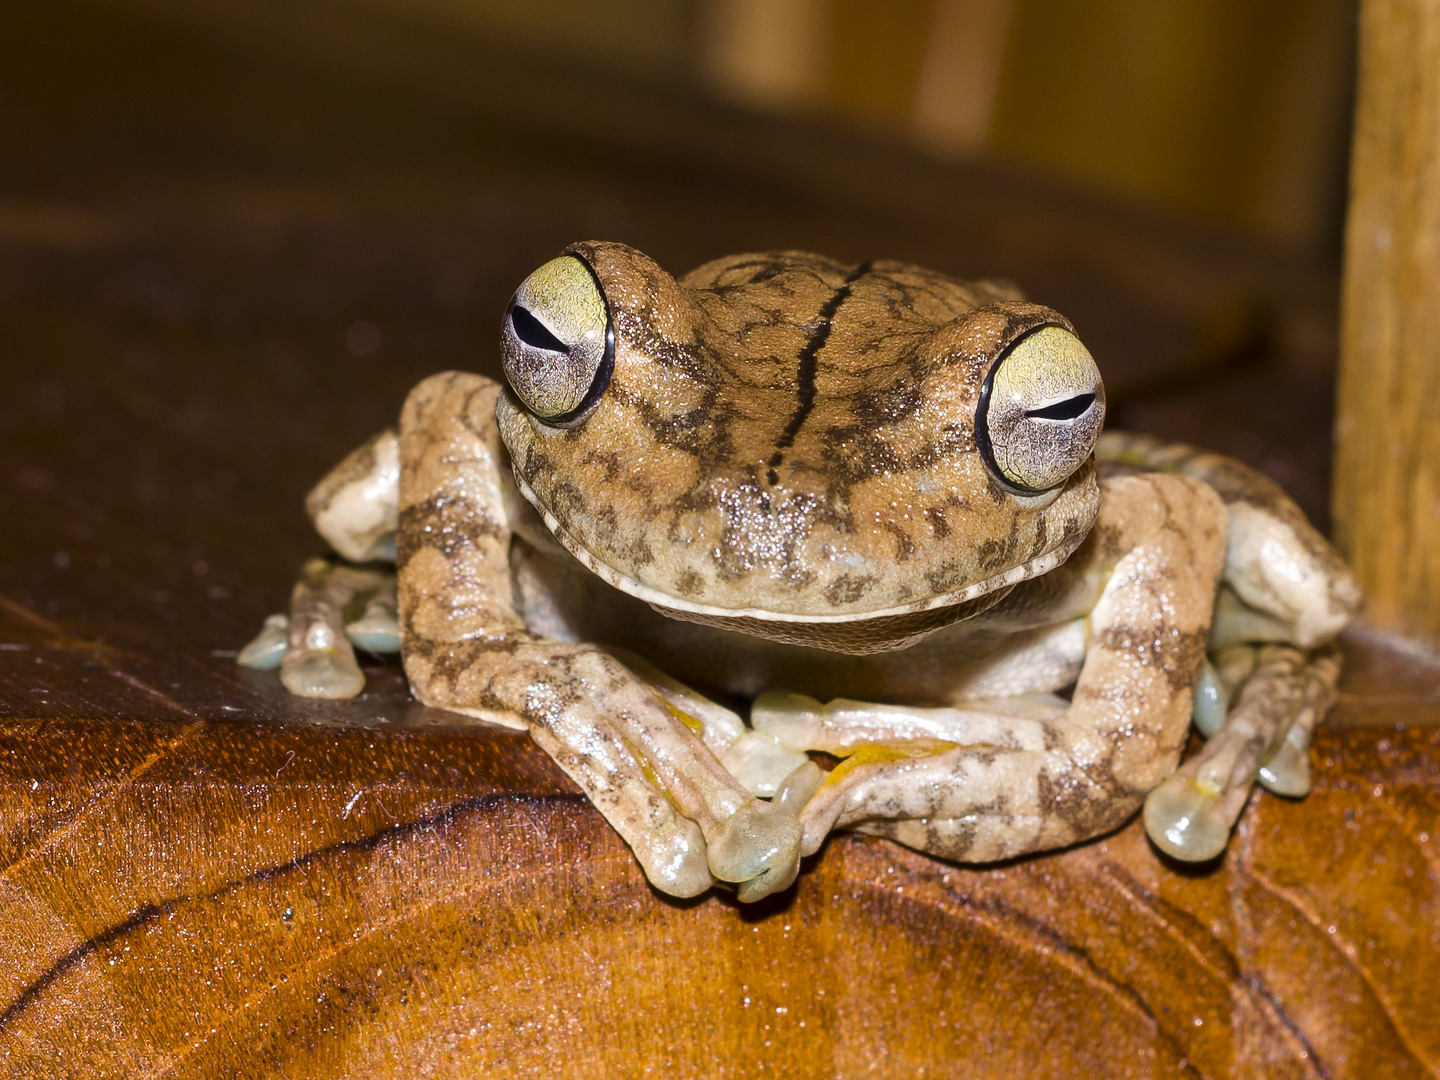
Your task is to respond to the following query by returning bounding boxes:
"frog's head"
[496,242,1105,653]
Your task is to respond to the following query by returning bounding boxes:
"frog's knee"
[1222,502,1361,648]
[399,370,501,432]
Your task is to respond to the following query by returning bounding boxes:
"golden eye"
[977,325,1105,492]
[500,255,612,423]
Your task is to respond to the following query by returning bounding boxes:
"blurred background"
[0,0,1359,652]
[487,0,1356,255]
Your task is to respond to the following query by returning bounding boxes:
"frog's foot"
[753,690,1091,859]
[524,714,716,898]
[537,650,804,900]
[1144,643,1341,861]
[554,651,801,900]
[610,650,810,799]
[535,704,800,901]
[239,558,395,699]
[754,689,1071,853]
[413,638,802,901]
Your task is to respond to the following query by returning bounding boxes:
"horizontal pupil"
[511,304,570,353]
[1025,392,1095,421]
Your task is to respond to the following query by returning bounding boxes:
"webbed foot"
[239,558,395,700]
[1144,643,1339,861]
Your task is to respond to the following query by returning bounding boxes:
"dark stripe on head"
[767,261,874,483]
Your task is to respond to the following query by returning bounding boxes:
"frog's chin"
[509,467,1090,653]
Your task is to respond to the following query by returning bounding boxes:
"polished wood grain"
[1,618,1437,1077]
[1335,0,1440,650]
[2,1,1436,1076]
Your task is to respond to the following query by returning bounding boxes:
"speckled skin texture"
[498,245,1099,645]
[264,245,1360,899]
[801,471,1226,862]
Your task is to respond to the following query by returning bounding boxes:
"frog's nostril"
[510,304,570,353]
[1026,392,1097,422]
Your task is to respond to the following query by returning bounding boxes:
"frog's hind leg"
[238,425,402,693]
[397,372,801,902]
[1096,431,1360,648]
[779,473,1230,864]
[1143,643,1340,860]
[1095,432,1357,857]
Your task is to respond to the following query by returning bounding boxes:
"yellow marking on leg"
[822,740,959,788]
[660,698,708,737]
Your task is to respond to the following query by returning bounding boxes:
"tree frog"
[240,243,1359,902]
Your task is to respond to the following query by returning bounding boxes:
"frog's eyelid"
[510,304,570,353]
[1025,392,1096,422]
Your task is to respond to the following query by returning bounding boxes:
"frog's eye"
[501,255,613,424]
[977,325,1105,492]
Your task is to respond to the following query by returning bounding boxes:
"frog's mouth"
[510,469,1092,655]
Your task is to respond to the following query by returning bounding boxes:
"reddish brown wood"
[0,657,1436,1077]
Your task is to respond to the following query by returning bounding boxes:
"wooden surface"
[1335,0,1440,650]
[2,613,1439,1077]
[2,1,1438,1076]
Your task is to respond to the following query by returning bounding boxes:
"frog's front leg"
[398,372,800,901]
[776,473,1228,863]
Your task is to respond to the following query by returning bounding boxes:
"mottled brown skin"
[799,471,1227,862]
[257,245,1360,898]
[499,245,1100,640]
[396,372,800,899]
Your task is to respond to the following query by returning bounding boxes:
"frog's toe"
[718,732,810,798]
[633,816,713,898]
[775,760,825,814]
[345,609,401,654]
[1191,659,1228,738]
[750,691,825,751]
[1142,773,1236,861]
[735,851,801,904]
[1257,728,1312,797]
[280,639,366,699]
[237,614,289,670]
[706,802,802,900]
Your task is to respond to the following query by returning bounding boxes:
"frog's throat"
[511,470,1089,626]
